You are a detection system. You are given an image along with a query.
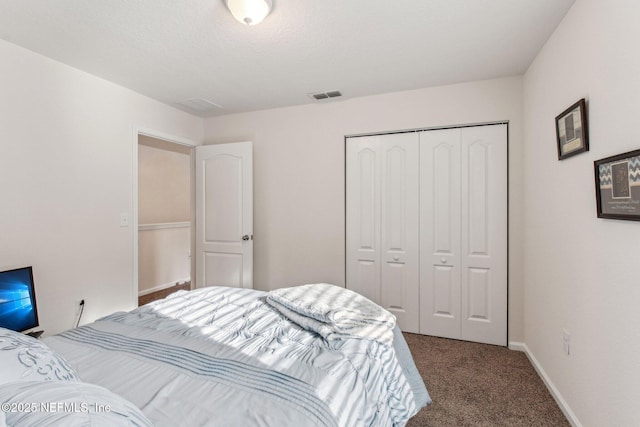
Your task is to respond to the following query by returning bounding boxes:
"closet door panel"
[419,128,461,339]
[380,133,420,333]
[433,265,456,317]
[460,125,507,346]
[468,142,489,255]
[346,137,381,303]
[467,267,490,320]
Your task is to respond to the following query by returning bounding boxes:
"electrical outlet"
[562,330,570,355]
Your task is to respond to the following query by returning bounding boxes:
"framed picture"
[556,98,589,160]
[594,149,640,221]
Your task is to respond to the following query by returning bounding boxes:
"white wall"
[204,76,526,342]
[522,0,640,425]
[0,40,203,335]
[138,138,191,225]
[138,225,190,294]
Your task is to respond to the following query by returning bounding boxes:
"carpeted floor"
[404,333,570,426]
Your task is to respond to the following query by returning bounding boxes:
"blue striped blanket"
[266,283,396,345]
[45,286,428,426]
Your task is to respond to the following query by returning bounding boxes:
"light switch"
[120,212,129,227]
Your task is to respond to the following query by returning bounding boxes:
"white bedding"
[266,283,396,345]
[0,327,152,426]
[44,286,429,426]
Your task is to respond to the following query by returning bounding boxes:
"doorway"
[135,131,196,306]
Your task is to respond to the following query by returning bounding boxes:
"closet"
[346,124,507,346]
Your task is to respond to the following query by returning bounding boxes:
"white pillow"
[0,327,79,384]
[0,380,152,426]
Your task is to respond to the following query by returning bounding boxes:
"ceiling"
[0,0,575,117]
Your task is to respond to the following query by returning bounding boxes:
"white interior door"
[379,133,420,333]
[419,124,507,346]
[460,125,507,346]
[346,136,381,303]
[346,133,419,333]
[347,124,506,344]
[419,128,462,339]
[195,142,253,289]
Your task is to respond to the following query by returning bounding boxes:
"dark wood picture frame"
[594,149,640,221]
[556,98,589,160]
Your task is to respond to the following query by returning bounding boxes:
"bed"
[1,285,430,426]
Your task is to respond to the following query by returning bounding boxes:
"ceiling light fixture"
[224,0,273,26]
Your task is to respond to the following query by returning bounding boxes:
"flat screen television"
[0,266,39,332]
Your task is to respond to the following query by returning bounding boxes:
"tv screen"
[0,266,39,332]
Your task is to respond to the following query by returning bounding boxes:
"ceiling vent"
[308,90,343,102]
[175,98,222,116]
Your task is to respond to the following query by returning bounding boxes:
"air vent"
[308,90,343,102]
[175,98,222,115]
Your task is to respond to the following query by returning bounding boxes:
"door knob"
[242,235,250,241]
[441,258,447,264]
[393,256,399,261]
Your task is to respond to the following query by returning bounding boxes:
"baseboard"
[138,278,190,296]
[508,341,582,427]
[508,341,527,352]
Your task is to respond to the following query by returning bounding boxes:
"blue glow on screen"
[0,268,38,332]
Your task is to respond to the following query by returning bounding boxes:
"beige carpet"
[404,333,570,426]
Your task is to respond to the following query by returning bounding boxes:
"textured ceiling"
[0,0,575,117]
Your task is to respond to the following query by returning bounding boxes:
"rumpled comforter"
[266,283,396,346]
[45,286,429,427]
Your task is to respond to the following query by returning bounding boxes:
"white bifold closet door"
[346,124,507,346]
[419,125,507,346]
[419,128,462,339]
[346,133,420,333]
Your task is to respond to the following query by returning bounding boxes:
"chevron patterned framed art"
[595,149,640,221]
